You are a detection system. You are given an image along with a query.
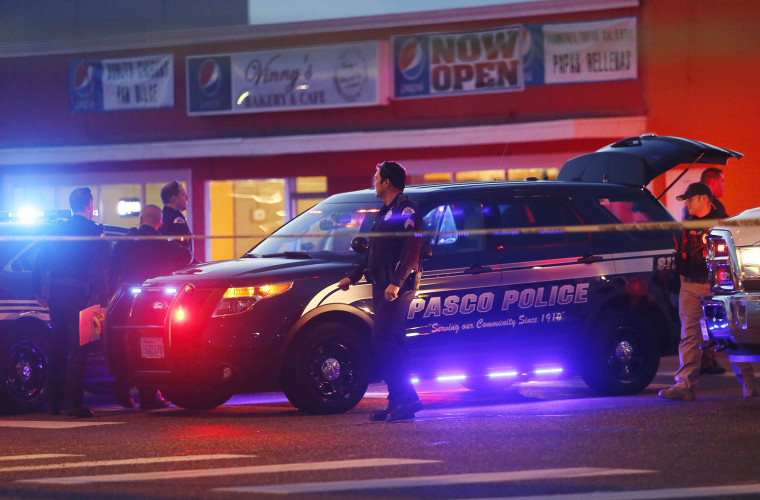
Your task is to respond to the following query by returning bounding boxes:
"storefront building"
[1,0,757,261]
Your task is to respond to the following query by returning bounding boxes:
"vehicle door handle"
[577,253,603,264]
[465,264,492,275]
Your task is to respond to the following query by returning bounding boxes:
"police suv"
[0,212,126,413]
[701,209,760,361]
[105,135,740,414]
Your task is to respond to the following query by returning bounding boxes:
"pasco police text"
[430,29,520,92]
[408,283,589,319]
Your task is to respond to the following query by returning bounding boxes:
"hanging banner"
[522,17,637,86]
[69,54,174,114]
[187,41,383,115]
[393,26,524,99]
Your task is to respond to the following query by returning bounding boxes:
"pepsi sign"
[69,61,104,113]
[187,56,232,114]
[393,27,524,99]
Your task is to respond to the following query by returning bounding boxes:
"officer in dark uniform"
[35,187,109,417]
[110,204,191,410]
[659,182,751,401]
[158,180,198,267]
[338,161,424,421]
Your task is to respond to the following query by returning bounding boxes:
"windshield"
[247,201,382,259]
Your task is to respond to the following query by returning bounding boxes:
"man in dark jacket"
[659,182,751,401]
[35,187,109,417]
[110,204,191,409]
[338,161,424,421]
[158,180,198,267]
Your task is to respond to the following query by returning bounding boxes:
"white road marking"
[481,483,760,499]
[0,454,82,462]
[0,421,124,429]
[215,467,655,495]
[2,454,252,473]
[20,458,437,485]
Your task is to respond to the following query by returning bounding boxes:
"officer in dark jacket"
[158,180,198,267]
[338,161,424,421]
[35,187,109,417]
[659,182,752,401]
[110,204,191,410]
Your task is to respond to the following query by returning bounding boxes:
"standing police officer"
[110,204,191,410]
[158,180,198,267]
[338,161,424,421]
[35,187,109,417]
[659,182,753,401]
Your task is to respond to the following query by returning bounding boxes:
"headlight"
[738,247,760,279]
[212,282,293,317]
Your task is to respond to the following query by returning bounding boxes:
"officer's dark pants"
[372,285,419,406]
[48,280,89,411]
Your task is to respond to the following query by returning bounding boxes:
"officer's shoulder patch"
[402,207,415,216]
[384,211,392,221]
[174,217,186,224]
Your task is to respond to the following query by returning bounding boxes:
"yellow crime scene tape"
[0,217,758,242]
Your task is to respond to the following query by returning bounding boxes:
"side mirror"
[351,237,369,254]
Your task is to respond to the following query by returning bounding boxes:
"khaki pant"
[674,279,710,388]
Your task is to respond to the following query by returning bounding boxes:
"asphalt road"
[1,355,759,500]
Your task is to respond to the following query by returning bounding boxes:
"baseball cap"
[676,182,713,201]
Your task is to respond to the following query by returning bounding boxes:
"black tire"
[162,387,232,410]
[580,311,660,396]
[282,322,370,414]
[0,330,51,414]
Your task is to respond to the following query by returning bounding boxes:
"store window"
[208,176,327,261]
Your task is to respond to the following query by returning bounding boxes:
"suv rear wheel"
[0,330,50,413]
[282,322,370,414]
[580,311,660,395]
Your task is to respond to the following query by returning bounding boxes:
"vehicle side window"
[498,196,586,247]
[598,197,661,223]
[423,201,485,255]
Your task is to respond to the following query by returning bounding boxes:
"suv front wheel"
[282,322,370,414]
[580,311,660,395]
[0,329,50,413]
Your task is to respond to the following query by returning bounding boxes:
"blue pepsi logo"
[198,59,222,97]
[398,39,425,81]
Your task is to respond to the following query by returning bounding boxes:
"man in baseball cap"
[676,181,713,201]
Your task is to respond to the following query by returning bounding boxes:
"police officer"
[158,180,198,267]
[35,187,109,417]
[659,182,752,401]
[110,204,191,410]
[338,161,424,421]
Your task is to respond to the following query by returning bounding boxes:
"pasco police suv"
[105,135,741,415]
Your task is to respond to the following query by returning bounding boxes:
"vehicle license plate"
[140,337,165,359]
[700,318,710,342]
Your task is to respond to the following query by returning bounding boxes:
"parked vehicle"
[104,135,741,414]
[701,208,760,362]
[0,212,127,413]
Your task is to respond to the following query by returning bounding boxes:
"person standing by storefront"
[35,187,110,417]
[337,161,424,421]
[158,180,198,268]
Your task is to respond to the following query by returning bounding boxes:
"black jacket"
[34,215,110,305]
[111,225,192,288]
[677,206,721,280]
[158,206,197,264]
[347,193,423,290]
